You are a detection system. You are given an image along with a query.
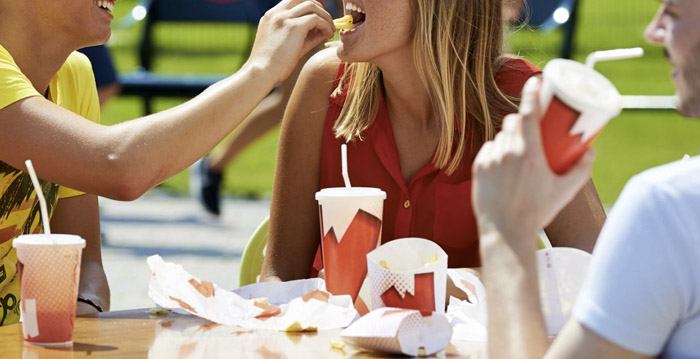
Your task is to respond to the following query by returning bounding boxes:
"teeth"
[96,1,114,12]
[345,2,365,14]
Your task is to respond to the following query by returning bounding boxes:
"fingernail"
[523,76,540,94]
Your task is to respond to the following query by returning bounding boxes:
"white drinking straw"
[585,47,644,69]
[24,160,51,235]
[341,144,352,188]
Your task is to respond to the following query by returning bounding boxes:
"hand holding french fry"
[248,0,335,84]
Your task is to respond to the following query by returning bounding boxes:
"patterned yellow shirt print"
[0,162,59,326]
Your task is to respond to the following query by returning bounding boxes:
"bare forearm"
[0,64,279,201]
[545,180,606,253]
[97,64,279,199]
[481,229,549,359]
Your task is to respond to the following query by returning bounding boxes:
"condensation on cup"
[13,234,85,347]
[539,59,622,174]
[315,187,386,302]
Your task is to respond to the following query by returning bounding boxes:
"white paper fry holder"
[537,247,592,335]
[341,307,452,356]
[367,238,448,315]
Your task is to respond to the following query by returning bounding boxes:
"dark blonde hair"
[333,0,518,174]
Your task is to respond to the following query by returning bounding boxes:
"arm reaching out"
[0,0,335,201]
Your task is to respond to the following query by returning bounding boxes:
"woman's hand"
[472,77,594,251]
[247,0,335,84]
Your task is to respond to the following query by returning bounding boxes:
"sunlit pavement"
[98,189,270,310]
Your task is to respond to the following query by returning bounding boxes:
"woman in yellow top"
[0,0,334,326]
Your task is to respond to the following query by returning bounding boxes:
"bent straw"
[341,144,352,188]
[24,160,51,236]
[585,47,644,69]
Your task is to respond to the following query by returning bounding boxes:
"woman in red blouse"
[261,0,606,292]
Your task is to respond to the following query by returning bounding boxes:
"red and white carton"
[341,307,452,356]
[537,247,592,335]
[367,238,448,315]
[539,59,621,174]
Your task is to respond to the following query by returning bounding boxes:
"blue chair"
[117,0,265,114]
[518,0,580,59]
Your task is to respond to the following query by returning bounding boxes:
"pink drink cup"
[13,234,85,346]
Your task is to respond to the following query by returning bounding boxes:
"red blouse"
[314,58,541,271]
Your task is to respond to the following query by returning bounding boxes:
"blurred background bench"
[115,0,270,114]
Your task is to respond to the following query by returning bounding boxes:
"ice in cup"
[13,234,85,346]
[315,187,386,301]
[366,238,448,315]
[539,59,622,174]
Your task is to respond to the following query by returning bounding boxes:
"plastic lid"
[315,187,387,200]
[543,59,621,117]
[13,234,86,248]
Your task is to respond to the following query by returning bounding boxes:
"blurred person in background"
[473,0,700,357]
[190,0,345,216]
[78,45,122,107]
[0,0,334,326]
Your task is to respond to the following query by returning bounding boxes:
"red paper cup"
[316,187,386,301]
[539,59,621,174]
[13,234,85,347]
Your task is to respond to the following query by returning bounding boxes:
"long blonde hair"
[333,0,518,175]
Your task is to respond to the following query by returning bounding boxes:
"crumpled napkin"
[445,269,488,342]
[146,255,357,331]
[444,248,593,339]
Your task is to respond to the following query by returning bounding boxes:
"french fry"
[423,254,439,267]
[330,340,346,350]
[333,15,355,30]
[148,307,168,316]
[379,260,389,270]
[252,297,270,305]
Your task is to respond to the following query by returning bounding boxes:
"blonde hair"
[333,0,518,175]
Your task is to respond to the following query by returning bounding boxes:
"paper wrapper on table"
[147,255,357,331]
[366,238,447,315]
[445,269,487,341]
[537,247,592,335]
[341,307,452,356]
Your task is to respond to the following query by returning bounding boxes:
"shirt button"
[404,200,411,209]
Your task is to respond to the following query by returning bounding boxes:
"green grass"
[103,0,698,205]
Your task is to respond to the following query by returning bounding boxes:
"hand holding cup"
[472,77,595,245]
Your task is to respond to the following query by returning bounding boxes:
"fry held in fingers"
[333,15,355,30]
